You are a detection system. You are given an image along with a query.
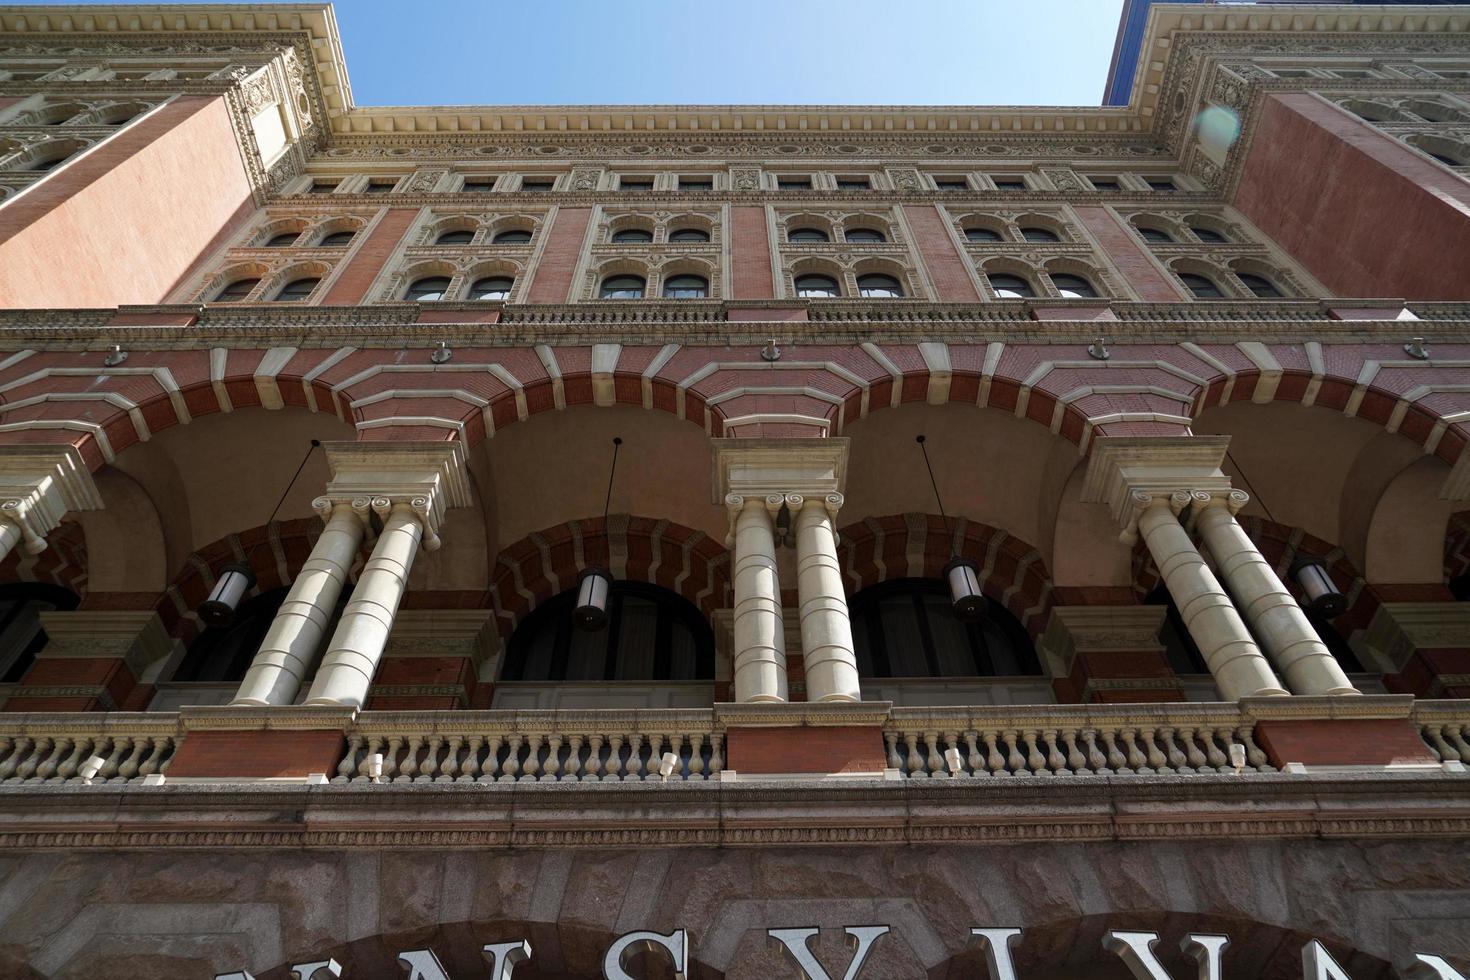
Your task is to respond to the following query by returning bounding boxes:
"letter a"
[1302,941,1353,980]
[768,926,891,980]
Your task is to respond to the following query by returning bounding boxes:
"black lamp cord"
[601,437,622,566]
[265,439,322,527]
[916,435,956,546]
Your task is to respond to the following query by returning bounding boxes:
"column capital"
[710,438,849,503]
[318,441,471,547]
[0,445,102,553]
[1081,436,1234,535]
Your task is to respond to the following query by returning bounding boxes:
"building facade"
[0,3,1469,978]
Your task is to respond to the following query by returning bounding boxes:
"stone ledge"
[1241,693,1416,721]
[714,700,892,728]
[179,704,358,731]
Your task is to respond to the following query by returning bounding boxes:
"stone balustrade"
[884,704,1274,777]
[0,712,180,783]
[338,709,724,782]
[1413,701,1470,764]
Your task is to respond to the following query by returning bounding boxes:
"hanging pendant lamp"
[1290,557,1347,618]
[917,435,986,623]
[574,437,622,632]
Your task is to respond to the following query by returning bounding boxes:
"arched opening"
[850,577,1038,682]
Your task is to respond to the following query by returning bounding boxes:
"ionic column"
[790,492,860,702]
[725,494,788,702]
[304,497,428,708]
[1133,490,1288,699]
[1194,491,1358,696]
[231,499,368,706]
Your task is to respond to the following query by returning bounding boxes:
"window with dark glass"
[1137,227,1174,244]
[844,228,886,243]
[611,228,653,244]
[435,230,475,246]
[679,177,713,191]
[1088,177,1120,191]
[1020,226,1060,243]
[788,227,830,243]
[27,153,70,172]
[1146,177,1178,192]
[988,273,1035,299]
[319,231,355,247]
[308,181,337,194]
[1237,273,1282,298]
[469,276,513,300]
[1427,149,1467,167]
[1190,226,1227,243]
[363,180,395,194]
[502,582,714,683]
[777,177,812,190]
[662,274,709,299]
[0,584,79,684]
[933,177,970,191]
[857,273,904,298]
[619,178,654,191]
[521,179,555,192]
[274,277,320,302]
[493,229,533,245]
[214,278,260,303]
[850,579,1039,679]
[462,179,495,192]
[795,274,840,298]
[1179,272,1224,299]
[175,587,350,685]
[1052,274,1098,299]
[836,178,870,190]
[992,178,1028,191]
[600,275,645,299]
[405,276,451,301]
[264,232,298,247]
[964,226,1003,243]
[668,228,711,243]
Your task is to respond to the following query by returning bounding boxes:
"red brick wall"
[1234,93,1470,300]
[903,205,981,301]
[730,206,774,298]
[0,96,255,308]
[1253,719,1435,768]
[525,207,592,303]
[725,726,887,774]
[1072,205,1188,302]
[321,207,418,305]
[167,729,345,778]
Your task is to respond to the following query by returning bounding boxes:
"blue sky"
[14,0,1128,106]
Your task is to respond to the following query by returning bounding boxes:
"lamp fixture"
[1290,557,1347,618]
[574,437,622,632]
[760,338,782,362]
[102,344,128,367]
[430,341,452,364]
[1404,337,1429,360]
[1087,336,1110,361]
[916,435,985,623]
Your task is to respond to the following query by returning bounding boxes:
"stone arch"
[487,515,730,641]
[305,213,367,245]
[257,260,332,303]
[486,212,540,241]
[3,137,89,171]
[1013,210,1074,242]
[1126,210,1189,241]
[952,210,1010,240]
[388,258,460,302]
[851,255,920,298]
[1402,97,1470,123]
[198,260,274,302]
[1338,96,1414,123]
[604,211,657,242]
[1406,132,1470,167]
[780,210,836,240]
[418,211,484,246]
[1227,255,1303,297]
[665,211,716,239]
[1167,256,1240,297]
[839,210,896,242]
[1042,255,1116,299]
[252,215,309,246]
[1179,210,1241,242]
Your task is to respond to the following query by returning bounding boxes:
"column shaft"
[793,495,861,702]
[1137,496,1287,699]
[1195,498,1358,696]
[304,504,423,708]
[232,504,366,706]
[0,519,21,565]
[730,496,788,702]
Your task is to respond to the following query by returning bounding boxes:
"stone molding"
[318,440,471,544]
[709,437,850,504]
[1239,693,1417,722]
[1366,603,1470,671]
[178,704,357,731]
[34,610,171,678]
[381,609,497,668]
[0,446,102,553]
[1039,605,1168,672]
[715,700,892,729]
[1081,436,1234,534]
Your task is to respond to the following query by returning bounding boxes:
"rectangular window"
[619,178,653,191]
[363,180,396,194]
[777,177,813,190]
[932,177,970,191]
[679,177,714,191]
[1271,69,1312,78]
[836,178,870,190]
[462,179,495,192]
[1145,177,1178,192]
[992,178,1028,191]
[1087,176,1120,191]
[1330,69,1374,79]
[521,179,555,192]
[308,181,338,194]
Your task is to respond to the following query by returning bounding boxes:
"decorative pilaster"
[1041,605,1182,704]
[5,611,170,712]
[0,446,101,564]
[368,609,497,709]
[1366,603,1470,698]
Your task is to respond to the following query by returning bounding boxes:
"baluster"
[708,733,724,778]
[903,732,923,777]
[1179,727,1208,770]
[1061,730,1086,773]
[0,737,26,781]
[1022,731,1046,776]
[1002,731,1025,774]
[687,734,705,780]
[1082,730,1108,774]
[459,736,483,783]
[501,735,523,781]
[1237,725,1270,771]
[115,737,146,781]
[397,736,424,782]
[624,734,645,781]
[1446,725,1470,762]
[480,735,503,784]
[18,738,53,781]
[1159,727,1188,773]
[542,735,564,782]
[1198,728,1227,771]
[520,735,546,782]
[1101,729,1128,773]
[1121,729,1148,772]
[605,735,624,780]
[964,731,983,774]
[884,732,902,771]
[421,735,446,782]
[381,736,404,780]
[438,736,463,783]
[584,734,605,781]
[943,732,964,777]
[353,736,383,782]
[159,737,177,774]
[336,735,363,783]
[1042,730,1066,774]
[57,737,90,781]
[137,737,169,778]
[1141,728,1168,772]
[33,737,69,781]
[1425,725,1455,762]
[563,735,584,782]
[982,731,1005,776]
[98,736,127,781]
[645,734,665,781]
[924,732,944,777]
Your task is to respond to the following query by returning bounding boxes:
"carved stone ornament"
[731,167,761,191]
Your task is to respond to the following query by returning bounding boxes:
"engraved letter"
[767,926,891,980]
[603,929,687,980]
[399,948,452,980]
[1409,955,1470,980]
[1105,931,1229,980]
[483,941,532,980]
[1302,941,1353,980]
[971,928,1023,980]
[292,961,343,980]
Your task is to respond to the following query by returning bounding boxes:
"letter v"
[768,926,891,980]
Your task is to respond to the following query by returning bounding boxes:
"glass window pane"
[614,595,659,679]
[879,594,927,677]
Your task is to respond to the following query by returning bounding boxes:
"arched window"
[26,152,71,172]
[844,228,886,243]
[0,584,79,683]
[1237,272,1283,298]
[857,273,903,298]
[849,579,1039,678]
[405,276,452,301]
[1179,272,1224,299]
[1190,226,1227,243]
[101,109,139,126]
[964,226,1003,243]
[600,274,645,299]
[502,582,714,682]
[1051,273,1098,299]
[468,276,513,300]
[1137,227,1174,244]
[493,229,533,245]
[264,232,298,247]
[271,277,318,302]
[1020,226,1060,243]
[611,228,653,244]
[788,227,830,243]
[174,586,350,684]
[795,274,840,298]
[1427,149,1466,167]
[662,274,708,299]
[213,277,260,303]
[318,231,355,247]
[435,229,475,246]
[987,273,1035,299]
[668,228,710,242]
